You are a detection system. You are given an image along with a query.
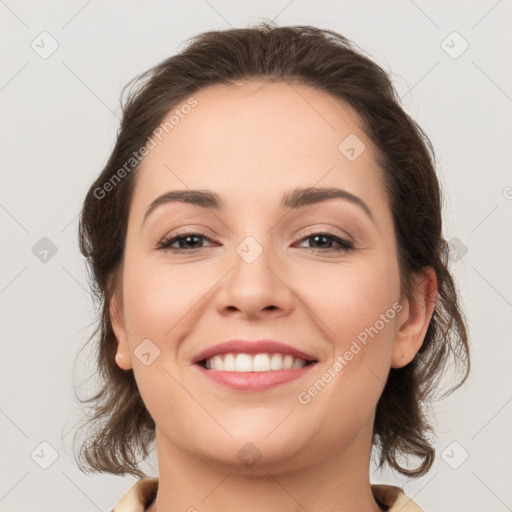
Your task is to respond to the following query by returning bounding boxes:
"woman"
[73,21,470,511]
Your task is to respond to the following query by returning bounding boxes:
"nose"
[215,239,295,320]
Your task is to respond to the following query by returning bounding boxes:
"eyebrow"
[142,186,374,225]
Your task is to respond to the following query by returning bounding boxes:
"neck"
[149,424,384,512]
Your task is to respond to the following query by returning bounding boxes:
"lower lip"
[195,363,317,391]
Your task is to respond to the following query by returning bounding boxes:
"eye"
[295,232,354,253]
[157,230,354,254]
[157,231,215,253]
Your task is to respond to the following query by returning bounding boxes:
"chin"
[199,419,312,469]
[196,437,305,474]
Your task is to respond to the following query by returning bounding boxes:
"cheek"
[305,257,400,398]
[308,255,400,339]
[120,259,205,420]
[122,259,204,341]
[292,263,400,451]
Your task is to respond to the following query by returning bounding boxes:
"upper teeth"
[203,353,308,372]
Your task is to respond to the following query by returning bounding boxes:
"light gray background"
[1,1,511,511]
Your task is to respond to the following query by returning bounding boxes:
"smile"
[200,352,313,372]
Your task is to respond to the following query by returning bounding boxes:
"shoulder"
[371,484,424,511]
[111,476,159,512]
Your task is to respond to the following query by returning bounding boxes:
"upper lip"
[192,339,318,364]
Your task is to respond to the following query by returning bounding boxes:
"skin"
[111,80,437,512]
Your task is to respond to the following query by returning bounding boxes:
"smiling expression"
[110,80,424,472]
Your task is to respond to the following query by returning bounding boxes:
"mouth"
[192,339,318,369]
[198,352,316,372]
[192,339,318,391]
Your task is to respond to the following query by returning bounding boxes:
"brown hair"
[73,20,470,479]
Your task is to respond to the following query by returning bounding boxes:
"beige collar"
[112,476,423,512]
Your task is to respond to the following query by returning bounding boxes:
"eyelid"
[157,229,217,250]
[294,229,354,250]
[296,223,355,243]
[157,227,355,254]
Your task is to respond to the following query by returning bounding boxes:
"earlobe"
[391,267,437,369]
[110,288,133,371]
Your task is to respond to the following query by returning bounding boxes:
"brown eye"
[296,232,354,252]
[157,232,215,252]
[157,231,354,254]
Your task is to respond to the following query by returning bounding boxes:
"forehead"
[133,80,387,218]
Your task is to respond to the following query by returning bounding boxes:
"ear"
[110,286,133,371]
[391,267,437,368]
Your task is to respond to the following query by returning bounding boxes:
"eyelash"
[156,230,354,254]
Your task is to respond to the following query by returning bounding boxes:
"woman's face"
[112,81,433,472]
